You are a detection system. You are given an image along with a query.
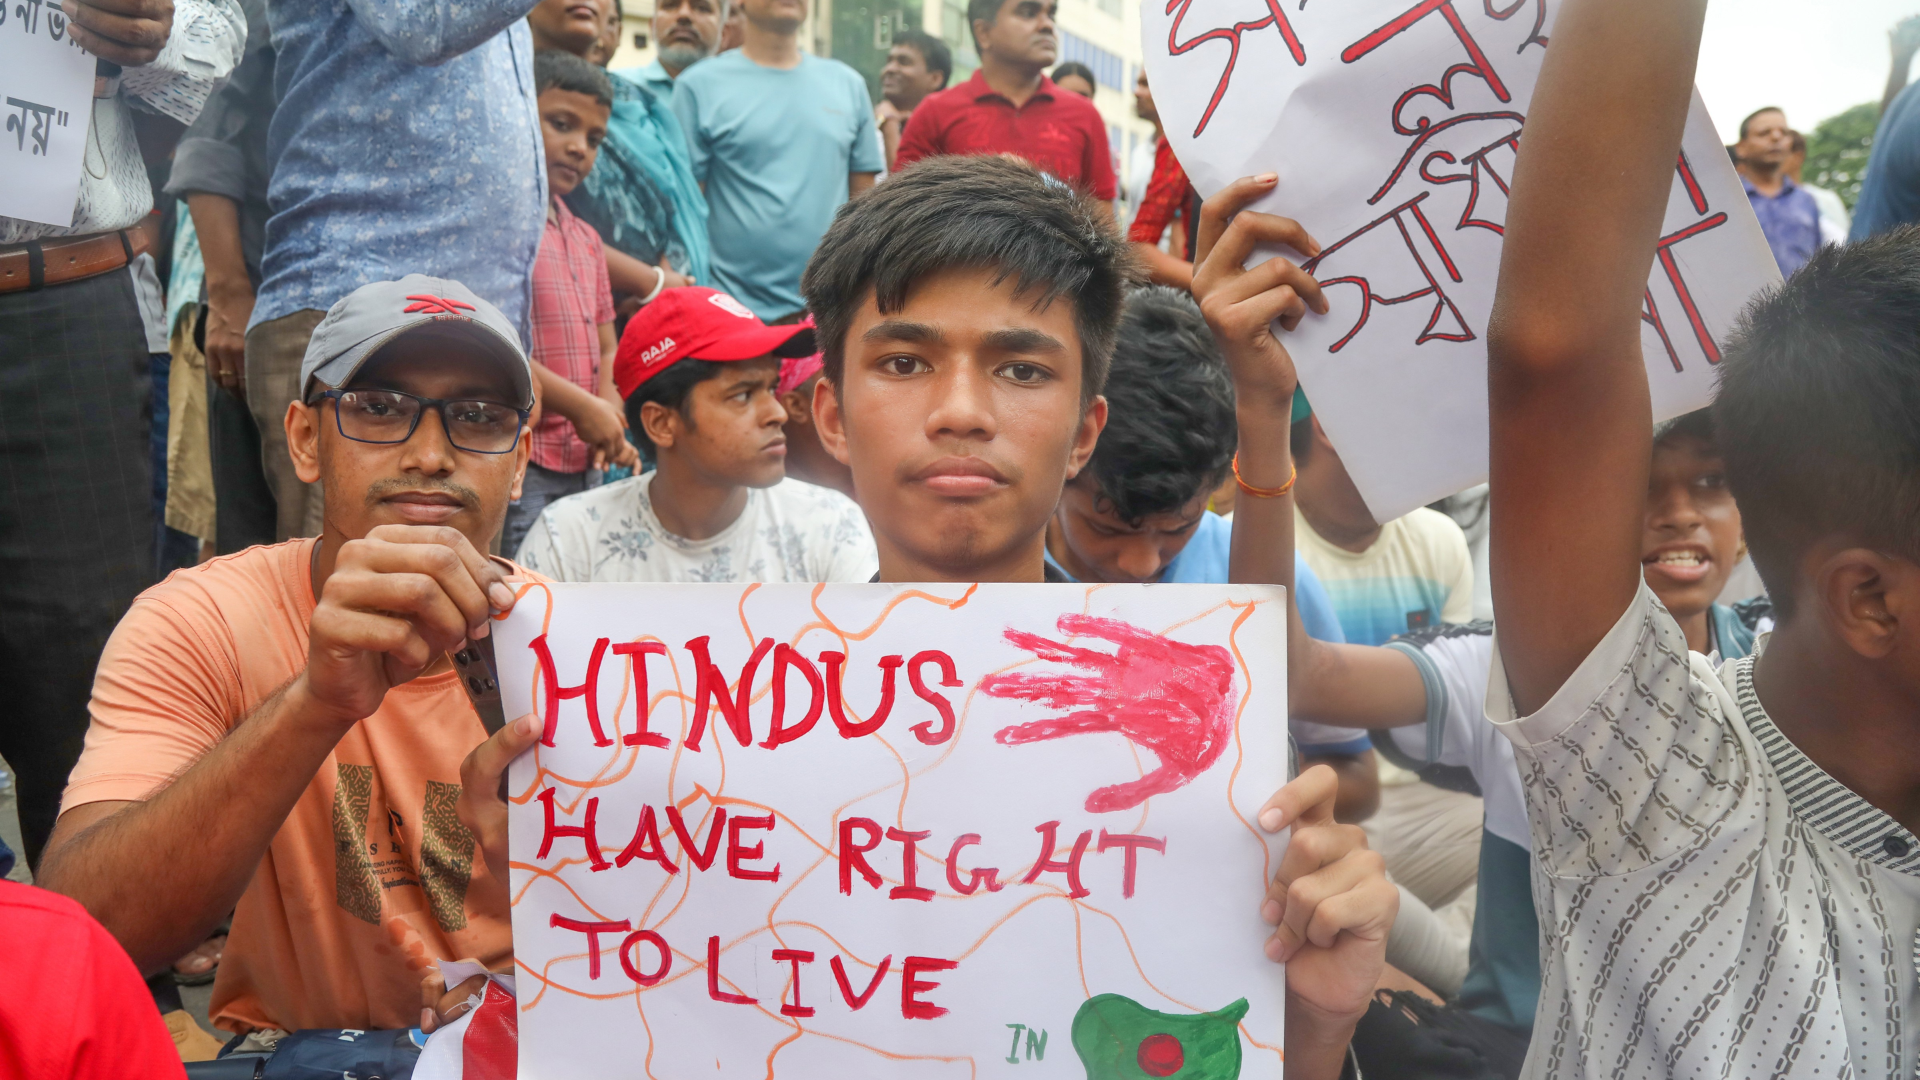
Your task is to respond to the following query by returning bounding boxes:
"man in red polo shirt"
[893,0,1116,207]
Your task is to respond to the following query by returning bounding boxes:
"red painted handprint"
[983,615,1238,813]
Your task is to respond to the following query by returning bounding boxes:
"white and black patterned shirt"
[1489,580,1920,1079]
[514,471,878,585]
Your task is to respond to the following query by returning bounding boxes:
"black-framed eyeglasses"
[314,389,530,455]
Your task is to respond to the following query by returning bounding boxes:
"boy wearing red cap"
[513,287,877,582]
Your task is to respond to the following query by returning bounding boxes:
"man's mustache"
[364,477,482,510]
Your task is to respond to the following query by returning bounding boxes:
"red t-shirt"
[0,883,188,1080]
[895,70,1118,200]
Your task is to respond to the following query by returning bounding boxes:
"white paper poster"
[497,581,1289,1079]
[0,0,93,227]
[1142,0,1781,521]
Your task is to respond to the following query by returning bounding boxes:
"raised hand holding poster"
[1143,0,1780,521]
[0,0,93,227]
[496,582,1289,1078]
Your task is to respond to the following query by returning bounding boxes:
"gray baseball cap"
[300,275,534,408]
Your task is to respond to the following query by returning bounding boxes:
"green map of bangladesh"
[1071,994,1250,1078]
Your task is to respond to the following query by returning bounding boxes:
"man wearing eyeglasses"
[35,275,545,1036]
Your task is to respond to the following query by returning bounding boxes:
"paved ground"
[1,757,220,1037]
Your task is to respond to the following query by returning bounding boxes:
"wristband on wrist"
[1232,454,1297,499]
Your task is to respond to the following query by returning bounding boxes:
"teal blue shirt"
[672,52,883,319]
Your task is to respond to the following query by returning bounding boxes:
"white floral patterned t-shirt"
[514,472,877,584]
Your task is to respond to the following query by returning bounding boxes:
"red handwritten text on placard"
[1303,192,1474,353]
[1163,0,1305,138]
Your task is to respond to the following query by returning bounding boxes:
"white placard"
[497,581,1289,1079]
[0,1,93,227]
[1143,0,1781,521]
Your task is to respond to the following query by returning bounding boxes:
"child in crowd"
[514,287,877,582]
[1487,0,1920,1073]
[800,153,1397,1080]
[773,351,855,497]
[504,51,641,556]
[1269,407,1757,1053]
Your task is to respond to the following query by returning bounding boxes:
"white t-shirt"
[1295,506,1475,646]
[1490,580,1920,1079]
[514,472,879,584]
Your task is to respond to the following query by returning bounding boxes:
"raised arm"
[344,0,541,67]
[1191,179,1430,731]
[1486,0,1707,714]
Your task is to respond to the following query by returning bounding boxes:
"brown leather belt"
[0,215,159,295]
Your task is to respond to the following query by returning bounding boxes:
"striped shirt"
[1489,580,1920,1079]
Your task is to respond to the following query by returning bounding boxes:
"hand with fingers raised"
[1190,173,1329,418]
[1256,764,1397,1080]
[301,525,520,735]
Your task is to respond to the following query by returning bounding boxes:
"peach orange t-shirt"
[63,539,526,1034]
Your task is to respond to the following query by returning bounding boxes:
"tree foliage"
[1806,102,1879,210]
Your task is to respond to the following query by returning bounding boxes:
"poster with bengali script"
[1142,0,1781,521]
[496,581,1289,1078]
[0,0,92,227]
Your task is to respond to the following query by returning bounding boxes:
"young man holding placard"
[36,276,545,1035]
[801,153,1397,1079]
[1487,0,1920,1074]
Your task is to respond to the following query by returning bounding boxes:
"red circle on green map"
[1137,1032,1184,1076]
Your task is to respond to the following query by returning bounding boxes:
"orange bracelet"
[1232,455,1297,499]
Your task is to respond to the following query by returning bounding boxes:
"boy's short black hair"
[535,49,614,108]
[1081,287,1235,525]
[1653,407,1716,450]
[1714,226,1920,619]
[623,357,729,463]
[800,154,1136,406]
[894,30,952,87]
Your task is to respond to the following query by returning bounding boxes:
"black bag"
[1346,990,1530,1080]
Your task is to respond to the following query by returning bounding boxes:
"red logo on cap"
[404,294,477,315]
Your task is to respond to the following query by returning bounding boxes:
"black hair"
[1738,106,1784,141]
[623,357,728,462]
[535,49,614,107]
[801,154,1136,406]
[1788,129,1808,155]
[1653,407,1716,451]
[892,30,952,87]
[1050,61,1095,91]
[1713,226,1920,620]
[1081,287,1235,525]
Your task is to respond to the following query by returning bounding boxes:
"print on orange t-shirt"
[63,539,527,1034]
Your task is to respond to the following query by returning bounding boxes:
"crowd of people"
[5,0,1920,1076]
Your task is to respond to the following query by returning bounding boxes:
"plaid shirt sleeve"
[1128,137,1192,245]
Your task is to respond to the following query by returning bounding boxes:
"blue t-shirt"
[1852,80,1920,241]
[672,52,883,320]
[1045,513,1370,755]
